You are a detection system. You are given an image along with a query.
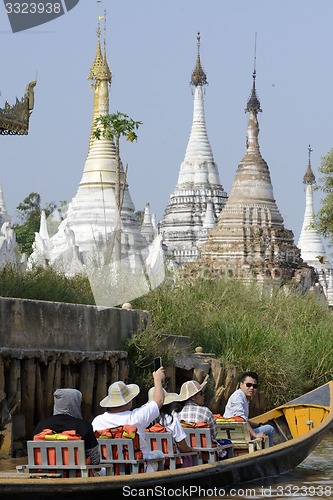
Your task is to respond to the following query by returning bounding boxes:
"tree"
[93,112,142,261]
[315,148,333,240]
[13,192,58,256]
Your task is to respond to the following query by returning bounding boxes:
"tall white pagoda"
[29,17,155,299]
[297,146,333,305]
[159,33,228,264]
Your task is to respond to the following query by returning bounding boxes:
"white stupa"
[297,146,333,305]
[0,181,11,226]
[0,180,24,269]
[159,33,228,264]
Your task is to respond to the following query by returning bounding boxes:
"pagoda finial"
[88,1,111,84]
[190,31,208,87]
[303,144,316,184]
[245,32,262,114]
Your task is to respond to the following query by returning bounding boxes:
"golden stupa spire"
[303,145,316,185]
[190,32,208,87]
[88,3,112,152]
[88,8,111,84]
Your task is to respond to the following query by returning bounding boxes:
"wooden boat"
[1,380,333,499]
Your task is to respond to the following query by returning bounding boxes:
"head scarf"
[53,388,82,419]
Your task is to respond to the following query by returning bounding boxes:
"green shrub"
[0,265,94,305]
[132,278,333,407]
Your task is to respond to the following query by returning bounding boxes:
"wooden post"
[93,362,108,416]
[45,358,56,417]
[21,359,36,438]
[7,359,21,415]
[110,359,119,383]
[54,359,62,390]
[80,361,95,420]
[0,355,12,458]
[118,358,129,382]
[35,361,45,421]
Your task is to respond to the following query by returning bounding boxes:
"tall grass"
[0,265,94,305]
[132,278,333,407]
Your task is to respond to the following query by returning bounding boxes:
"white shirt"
[92,401,159,457]
[162,414,186,443]
[223,388,249,420]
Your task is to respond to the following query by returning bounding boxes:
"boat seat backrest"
[29,440,85,467]
[16,440,103,478]
[97,438,164,474]
[145,430,201,470]
[215,422,263,453]
[98,437,137,462]
[183,427,220,464]
[183,427,213,448]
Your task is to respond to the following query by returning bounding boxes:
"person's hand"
[254,432,266,440]
[153,366,165,383]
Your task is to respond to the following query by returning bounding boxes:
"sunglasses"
[245,382,258,389]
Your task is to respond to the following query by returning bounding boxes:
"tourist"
[223,371,274,446]
[173,380,217,440]
[33,388,100,465]
[92,366,165,472]
[147,387,193,454]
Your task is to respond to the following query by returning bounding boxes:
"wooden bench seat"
[216,421,268,454]
[145,431,199,469]
[183,427,234,464]
[16,440,108,478]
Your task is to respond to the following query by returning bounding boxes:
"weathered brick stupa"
[159,33,228,265]
[297,146,333,304]
[184,68,313,287]
[28,18,149,277]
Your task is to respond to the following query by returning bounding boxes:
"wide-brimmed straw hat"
[175,380,208,402]
[100,381,140,408]
[147,387,179,405]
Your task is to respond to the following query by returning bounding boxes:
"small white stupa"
[0,181,23,269]
[297,146,333,305]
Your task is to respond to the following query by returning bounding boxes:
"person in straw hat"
[147,387,193,455]
[173,380,217,441]
[92,366,165,471]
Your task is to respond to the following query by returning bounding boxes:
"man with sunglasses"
[223,371,274,446]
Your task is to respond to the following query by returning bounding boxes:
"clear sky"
[1,0,332,246]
